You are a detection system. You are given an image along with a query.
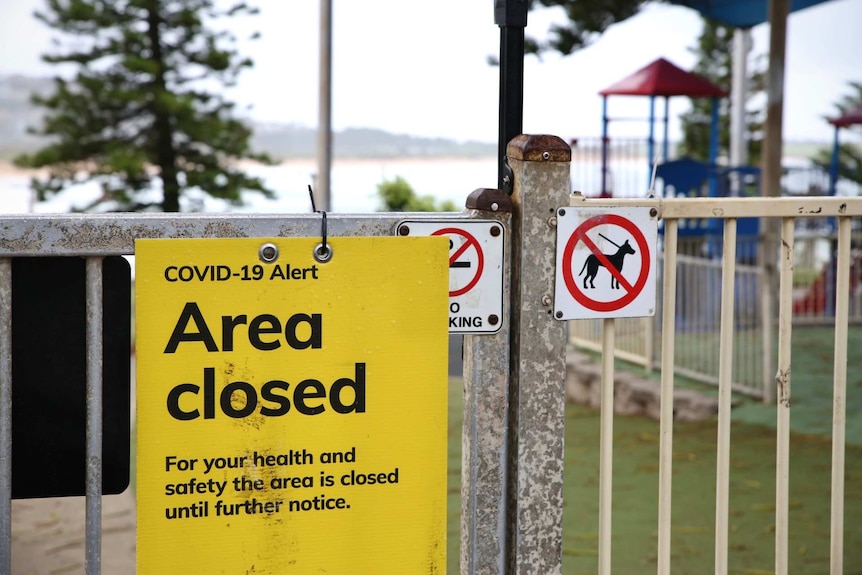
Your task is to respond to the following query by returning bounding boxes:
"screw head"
[398,225,410,236]
[558,208,566,217]
[488,314,499,326]
[555,311,564,319]
[650,207,658,218]
[542,151,550,160]
[490,225,501,237]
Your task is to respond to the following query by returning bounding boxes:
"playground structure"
[569,57,862,398]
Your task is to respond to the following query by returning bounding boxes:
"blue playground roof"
[668,0,833,28]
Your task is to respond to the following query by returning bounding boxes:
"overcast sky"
[1,0,860,144]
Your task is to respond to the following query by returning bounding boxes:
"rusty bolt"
[490,225,501,237]
[398,225,410,236]
[488,314,499,326]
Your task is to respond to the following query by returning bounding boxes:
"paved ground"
[12,492,136,575]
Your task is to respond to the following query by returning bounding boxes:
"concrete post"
[506,135,570,574]
[461,190,513,575]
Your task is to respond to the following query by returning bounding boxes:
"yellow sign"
[135,237,449,574]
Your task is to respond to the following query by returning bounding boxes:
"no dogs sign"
[554,207,658,320]
[135,237,449,574]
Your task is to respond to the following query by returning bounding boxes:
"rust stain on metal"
[839,202,847,214]
[0,225,43,252]
[61,222,142,251]
[465,188,514,212]
[797,206,822,215]
[506,134,571,162]
[203,221,248,238]
[775,368,791,407]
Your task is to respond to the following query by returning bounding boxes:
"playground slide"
[792,252,861,315]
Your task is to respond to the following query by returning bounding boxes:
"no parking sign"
[554,207,658,320]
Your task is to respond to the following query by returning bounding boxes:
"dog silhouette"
[579,239,636,289]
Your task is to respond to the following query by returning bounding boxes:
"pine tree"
[525,0,646,55]
[14,0,273,212]
[678,19,765,165]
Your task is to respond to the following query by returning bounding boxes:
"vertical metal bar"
[714,218,737,575]
[315,0,333,210]
[462,213,512,575]
[662,97,670,163]
[761,242,775,404]
[644,315,654,373]
[657,220,678,575]
[601,98,609,196]
[830,216,851,575]
[495,0,527,192]
[647,95,655,190]
[85,257,104,575]
[598,318,615,575]
[0,259,12,574]
[775,217,795,575]
[763,0,790,198]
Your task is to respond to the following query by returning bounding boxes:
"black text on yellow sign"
[135,237,449,574]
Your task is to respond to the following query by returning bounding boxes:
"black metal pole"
[495,0,527,193]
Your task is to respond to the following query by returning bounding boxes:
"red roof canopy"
[829,104,862,129]
[599,58,726,98]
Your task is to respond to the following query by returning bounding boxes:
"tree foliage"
[14,0,273,212]
[377,177,457,212]
[815,81,862,187]
[678,19,765,165]
[525,0,647,56]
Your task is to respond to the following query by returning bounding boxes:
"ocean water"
[0,158,502,214]
[0,154,850,215]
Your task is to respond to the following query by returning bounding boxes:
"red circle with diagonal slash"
[562,214,650,312]
[433,227,484,297]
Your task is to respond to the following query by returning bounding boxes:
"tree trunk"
[146,1,181,212]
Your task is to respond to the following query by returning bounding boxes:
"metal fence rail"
[0,211,482,575]
[571,225,862,400]
[570,253,766,396]
[568,194,862,575]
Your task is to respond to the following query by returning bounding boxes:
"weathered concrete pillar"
[461,189,513,575]
[506,135,570,574]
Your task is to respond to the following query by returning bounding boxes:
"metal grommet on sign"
[309,185,332,263]
[313,241,333,263]
[259,242,279,263]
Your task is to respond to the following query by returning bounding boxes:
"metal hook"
[308,185,332,263]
